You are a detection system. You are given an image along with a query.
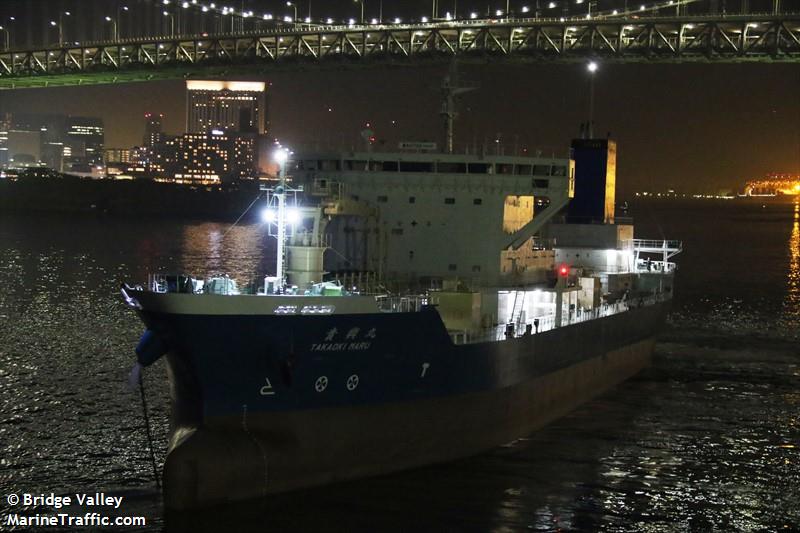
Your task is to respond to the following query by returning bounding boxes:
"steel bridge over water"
[1,13,799,89]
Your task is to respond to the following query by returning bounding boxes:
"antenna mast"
[440,61,477,154]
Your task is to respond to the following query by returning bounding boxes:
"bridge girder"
[0,15,798,89]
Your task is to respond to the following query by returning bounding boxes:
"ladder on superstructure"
[510,290,526,331]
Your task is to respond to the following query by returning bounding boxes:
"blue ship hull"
[130,291,668,509]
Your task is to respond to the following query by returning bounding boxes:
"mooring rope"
[138,373,161,490]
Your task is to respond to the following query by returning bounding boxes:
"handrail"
[450,292,670,345]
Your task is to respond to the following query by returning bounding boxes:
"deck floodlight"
[273,148,289,164]
[286,208,301,225]
[261,208,277,224]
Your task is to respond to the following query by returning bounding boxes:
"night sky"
[0,0,798,195]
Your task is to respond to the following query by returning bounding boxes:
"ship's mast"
[274,148,289,291]
[440,61,476,154]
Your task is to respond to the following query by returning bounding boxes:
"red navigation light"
[558,264,569,277]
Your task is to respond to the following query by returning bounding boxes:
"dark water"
[1,200,798,532]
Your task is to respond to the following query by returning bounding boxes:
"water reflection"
[784,201,800,328]
[180,222,275,284]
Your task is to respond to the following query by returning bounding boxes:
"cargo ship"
[121,137,681,510]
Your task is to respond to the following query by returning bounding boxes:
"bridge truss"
[1,14,799,89]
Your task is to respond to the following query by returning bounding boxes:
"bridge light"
[163,0,169,4]
[496,9,503,15]
[587,61,598,72]
[182,2,190,8]
[264,14,273,20]
[394,17,401,23]
[470,12,478,18]
[522,6,530,12]
[305,17,311,22]
[612,9,618,14]
[370,18,378,24]
[327,17,334,23]
[348,18,355,24]
[284,16,293,22]
[202,6,208,12]
[747,22,758,28]
[422,16,429,22]
[105,16,112,21]
[640,4,645,10]
[50,21,57,26]
[548,2,556,7]
[210,3,216,8]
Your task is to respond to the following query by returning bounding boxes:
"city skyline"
[0,60,797,194]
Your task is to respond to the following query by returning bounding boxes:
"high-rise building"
[0,113,10,168]
[12,113,64,171]
[144,113,164,147]
[8,113,105,172]
[104,148,132,165]
[144,131,256,185]
[65,117,105,170]
[186,81,267,135]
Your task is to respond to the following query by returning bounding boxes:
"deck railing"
[376,295,430,313]
[448,292,669,345]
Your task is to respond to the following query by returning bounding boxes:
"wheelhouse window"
[514,164,532,175]
[496,163,514,174]
[437,162,467,173]
[344,160,368,171]
[468,163,491,174]
[533,165,551,176]
[399,161,434,172]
